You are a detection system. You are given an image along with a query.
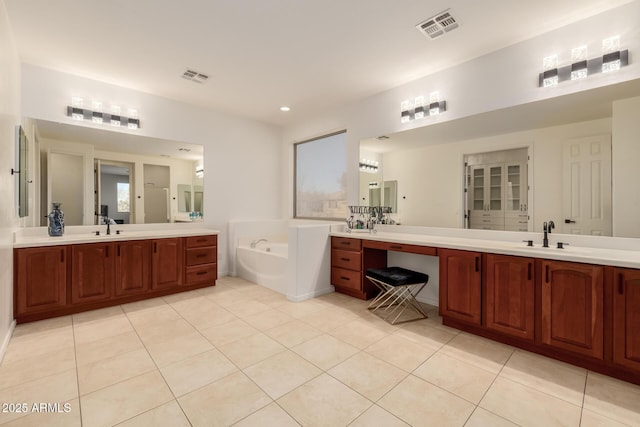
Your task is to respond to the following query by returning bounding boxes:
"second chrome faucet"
[543,220,555,248]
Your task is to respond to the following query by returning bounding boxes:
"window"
[294,130,347,219]
[117,182,130,212]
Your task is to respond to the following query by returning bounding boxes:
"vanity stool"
[365,267,429,325]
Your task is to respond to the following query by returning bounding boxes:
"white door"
[562,135,612,236]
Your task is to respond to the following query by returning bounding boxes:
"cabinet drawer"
[186,248,216,266]
[332,249,361,271]
[331,237,362,251]
[505,217,529,226]
[470,217,505,227]
[186,235,217,248]
[186,264,217,285]
[331,267,361,291]
[363,240,437,256]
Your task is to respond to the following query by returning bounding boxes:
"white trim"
[0,320,16,364]
[287,286,335,302]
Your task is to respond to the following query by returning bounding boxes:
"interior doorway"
[95,160,134,225]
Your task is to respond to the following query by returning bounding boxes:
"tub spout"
[250,238,268,248]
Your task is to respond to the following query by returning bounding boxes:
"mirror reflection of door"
[49,152,84,225]
[143,164,170,223]
[95,160,134,225]
[193,185,203,213]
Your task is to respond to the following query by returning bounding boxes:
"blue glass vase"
[48,202,65,237]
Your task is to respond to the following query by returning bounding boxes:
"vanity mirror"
[360,78,640,237]
[26,119,204,226]
[14,125,29,217]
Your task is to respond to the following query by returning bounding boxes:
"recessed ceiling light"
[280,106,291,112]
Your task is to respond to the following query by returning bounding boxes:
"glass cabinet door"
[471,166,485,211]
[506,163,527,213]
[489,165,502,212]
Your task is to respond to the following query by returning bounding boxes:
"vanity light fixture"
[400,91,446,123]
[359,158,379,173]
[67,101,141,129]
[538,37,629,88]
[280,106,291,112]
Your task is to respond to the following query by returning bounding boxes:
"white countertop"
[14,224,219,248]
[330,230,640,269]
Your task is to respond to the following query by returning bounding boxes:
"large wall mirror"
[360,78,640,237]
[15,125,29,217]
[29,119,204,226]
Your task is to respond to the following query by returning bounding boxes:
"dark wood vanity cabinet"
[151,238,184,289]
[439,248,482,325]
[14,245,68,315]
[71,243,115,304]
[484,254,535,341]
[115,240,151,297]
[540,260,604,359]
[613,267,640,371]
[14,234,217,323]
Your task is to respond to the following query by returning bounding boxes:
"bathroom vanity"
[330,230,640,385]
[13,226,218,324]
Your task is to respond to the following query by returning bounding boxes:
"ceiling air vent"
[416,9,459,40]
[182,69,209,84]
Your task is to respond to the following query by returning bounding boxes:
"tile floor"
[1,277,639,426]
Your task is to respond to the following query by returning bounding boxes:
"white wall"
[282,1,640,224]
[0,0,21,361]
[21,65,283,275]
[612,96,640,237]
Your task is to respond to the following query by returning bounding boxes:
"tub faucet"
[543,220,555,248]
[250,238,268,248]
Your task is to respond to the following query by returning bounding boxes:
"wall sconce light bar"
[359,159,379,173]
[538,49,628,87]
[66,106,141,129]
[400,100,446,123]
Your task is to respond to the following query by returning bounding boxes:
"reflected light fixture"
[195,167,204,178]
[359,158,379,173]
[280,106,291,112]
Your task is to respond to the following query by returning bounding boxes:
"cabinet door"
[15,246,68,315]
[485,254,534,340]
[152,238,184,289]
[439,248,482,325]
[71,243,114,304]
[613,268,640,371]
[541,260,603,359]
[115,240,151,297]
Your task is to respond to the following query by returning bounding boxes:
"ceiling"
[5,0,635,127]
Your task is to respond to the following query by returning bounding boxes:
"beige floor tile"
[218,332,286,368]
[72,305,125,324]
[243,308,294,331]
[116,400,191,427]
[275,300,327,318]
[80,371,173,427]
[160,349,238,397]
[75,330,145,366]
[244,350,322,399]
[10,315,71,338]
[583,372,640,426]
[121,296,168,313]
[413,352,496,404]
[0,346,76,390]
[297,308,358,332]
[226,300,273,318]
[2,326,74,363]
[277,373,372,426]
[73,315,135,345]
[78,348,157,395]
[199,319,259,346]
[580,408,629,427]
[0,398,80,427]
[232,402,299,427]
[365,334,437,372]
[144,330,214,367]
[328,318,389,349]
[465,407,518,427]
[439,332,514,374]
[179,371,272,426]
[265,320,323,348]
[349,404,410,427]
[206,289,248,307]
[124,303,181,328]
[0,370,78,425]
[378,375,475,427]
[393,320,458,350]
[479,377,582,427]
[291,334,360,370]
[500,349,587,406]
[329,352,407,401]
[181,304,238,330]
[161,289,207,304]
[133,318,197,344]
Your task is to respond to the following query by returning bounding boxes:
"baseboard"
[0,320,16,364]
[416,295,439,308]
[287,286,335,302]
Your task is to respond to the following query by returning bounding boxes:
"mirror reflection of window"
[117,183,130,212]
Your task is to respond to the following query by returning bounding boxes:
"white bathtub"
[236,242,288,295]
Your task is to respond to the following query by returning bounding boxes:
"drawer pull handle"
[340,257,350,262]
[545,265,550,283]
[340,241,351,245]
[196,271,208,276]
[340,276,350,281]
[197,239,207,242]
[618,274,624,295]
[106,246,109,257]
[475,256,479,272]
[196,254,206,258]
[60,249,65,263]
[527,263,532,280]
[390,245,403,250]
[117,245,121,257]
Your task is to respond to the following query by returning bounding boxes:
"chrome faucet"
[250,238,268,248]
[543,220,555,248]
[105,217,111,235]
